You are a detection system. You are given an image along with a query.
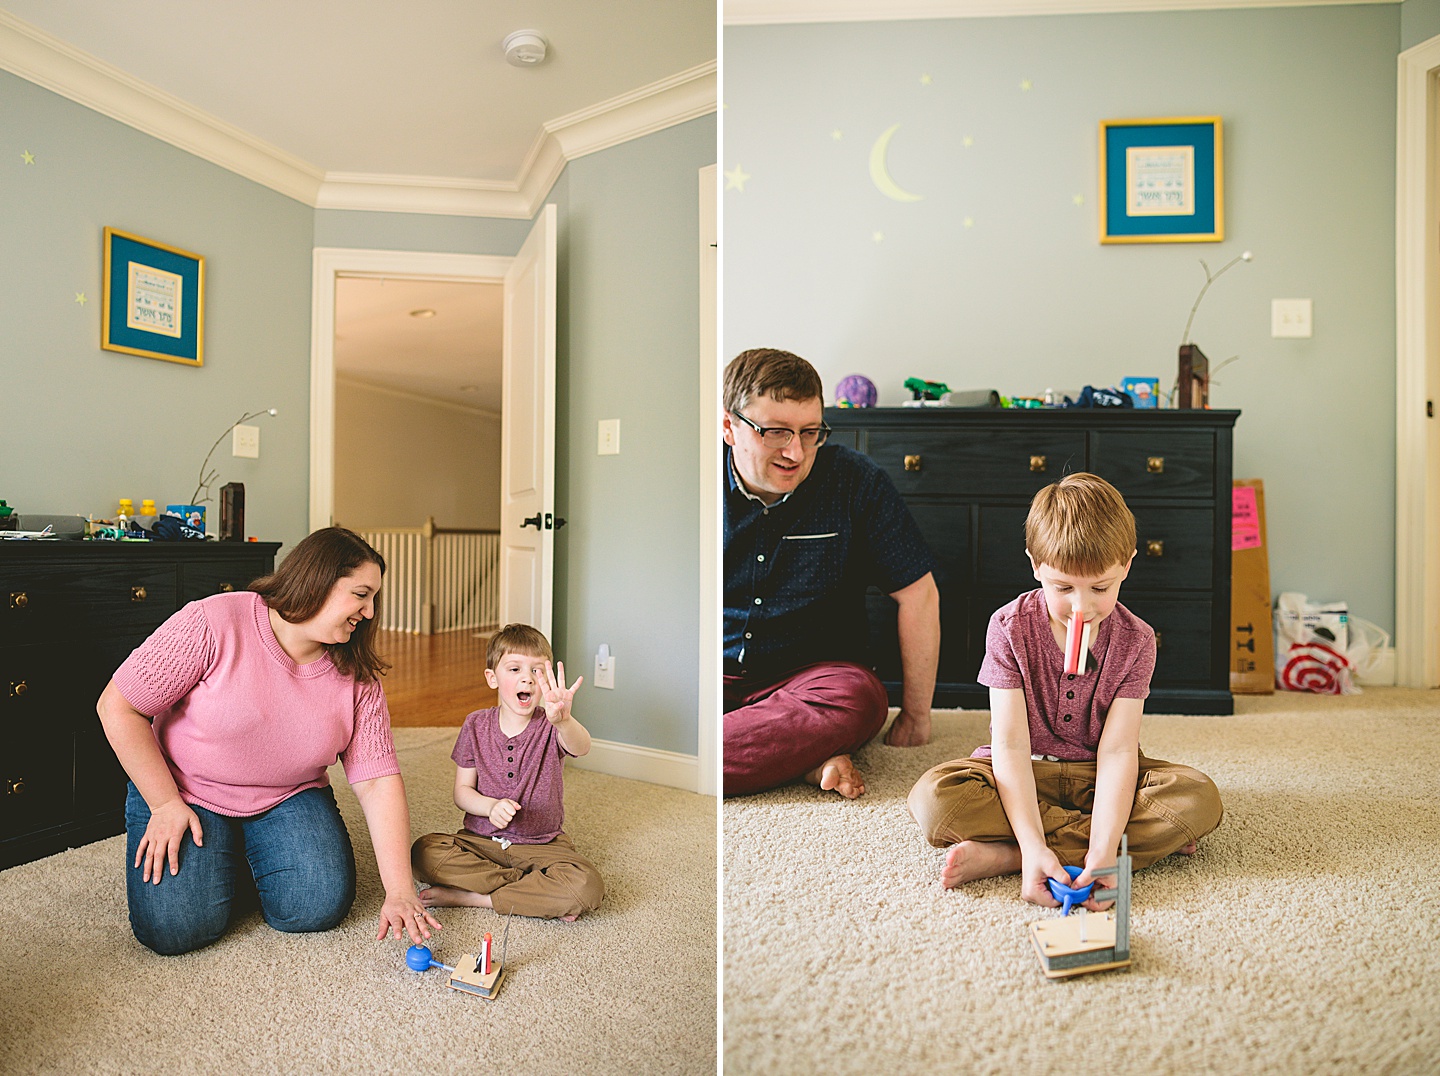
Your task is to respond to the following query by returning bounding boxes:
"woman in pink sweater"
[97,527,441,955]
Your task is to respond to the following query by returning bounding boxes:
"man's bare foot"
[417,885,493,909]
[940,841,1022,889]
[803,754,865,798]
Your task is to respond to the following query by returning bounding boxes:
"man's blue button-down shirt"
[723,443,936,679]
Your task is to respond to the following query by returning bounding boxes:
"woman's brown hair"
[250,527,390,682]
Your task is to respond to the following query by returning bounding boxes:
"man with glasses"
[723,348,940,798]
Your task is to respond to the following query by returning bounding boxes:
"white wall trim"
[336,373,501,420]
[698,164,719,799]
[0,11,717,218]
[724,0,1395,25]
[310,249,512,533]
[0,9,322,205]
[568,738,700,793]
[1395,37,1440,688]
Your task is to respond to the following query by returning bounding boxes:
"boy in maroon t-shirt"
[908,473,1223,910]
[411,624,604,920]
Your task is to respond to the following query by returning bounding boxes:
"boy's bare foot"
[417,885,493,910]
[941,840,1022,888]
[803,754,865,798]
[1177,841,1198,855]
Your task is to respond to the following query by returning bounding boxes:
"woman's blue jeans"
[124,783,356,955]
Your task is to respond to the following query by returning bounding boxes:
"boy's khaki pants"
[907,753,1223,869]
[411,831,604,919]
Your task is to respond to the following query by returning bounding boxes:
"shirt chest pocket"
[775,531,846,598]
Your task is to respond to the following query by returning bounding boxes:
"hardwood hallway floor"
[378,628,497,727]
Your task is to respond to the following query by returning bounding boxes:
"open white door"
[499,204,558,636]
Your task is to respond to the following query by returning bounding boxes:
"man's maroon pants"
[723,661,890,796]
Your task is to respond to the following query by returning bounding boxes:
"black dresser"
[826,407,1238,716]
[1,540,280,869]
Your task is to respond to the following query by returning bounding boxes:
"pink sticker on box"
[1232,486,1261,551]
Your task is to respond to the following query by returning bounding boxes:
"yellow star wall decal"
[832,129,843,141]
[1073,194,1085,206]
[74,292,87,305]
[725,164,751,192]
[21,149,35,164]
[1020,79,1033,91]
[920,73,932,86]
[872,231,884,243]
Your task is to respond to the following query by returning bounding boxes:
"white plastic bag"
[1274,592,1360,695]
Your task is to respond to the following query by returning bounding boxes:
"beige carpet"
[723,688,1440,1075]
[0,729,716,1075]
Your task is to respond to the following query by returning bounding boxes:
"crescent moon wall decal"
[870,124,923,203]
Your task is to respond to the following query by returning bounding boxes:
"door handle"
[545,514,568,530]
[521,514,542,530]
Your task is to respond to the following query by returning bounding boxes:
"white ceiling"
[335,278,502,412]
[2,0,716,185]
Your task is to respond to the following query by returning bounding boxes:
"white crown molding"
[724,0,1395,25]
[1,10,717,218]
[0,10,322,204]
[336,373,500,419]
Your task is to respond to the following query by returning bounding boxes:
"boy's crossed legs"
[908,753,1223,886]
[411,831,604,921]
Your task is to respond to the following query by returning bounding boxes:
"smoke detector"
[503,30,547,67]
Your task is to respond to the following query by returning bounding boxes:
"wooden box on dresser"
[1,540,280,870]
[825,407,1238,716]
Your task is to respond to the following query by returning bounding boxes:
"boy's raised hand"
[540,660,583,725]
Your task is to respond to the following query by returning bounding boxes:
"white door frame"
[309,248,513,534]
[1396,39,1440,688]
[698,164,718,797]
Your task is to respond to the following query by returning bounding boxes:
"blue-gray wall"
[725,6,1402,634]
[1403,0,1440,50]
[1,70,313,551]
[1,65,713,757]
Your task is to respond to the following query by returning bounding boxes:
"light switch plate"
[232,424,260,458]
[1271,299,1313,338]
[598,419,620,456]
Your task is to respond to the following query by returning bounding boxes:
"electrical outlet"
[594,647,615,689]
[598,419,620,456]
[232,424,261,459]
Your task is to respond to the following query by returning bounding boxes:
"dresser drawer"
[1122,599,1215,686]
[0,562,177,643]
[1128,507,1215,591]
[1090,430,1216,500]
[180,557,271,603]
[0,726,75,841]
[865,430,1087,497]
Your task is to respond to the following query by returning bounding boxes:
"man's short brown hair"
[1025,473,1136,576]
[486,623,554,670]
[723,348,824,414]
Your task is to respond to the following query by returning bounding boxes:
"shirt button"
[1063,714,1072,722]
[508,757,514,763]
[754,597,762,605]
[762,509,769,516]
[1067,674,1075,681]
[508,772,514,778]
[1066,691,1074,699]
[757,554,765,562]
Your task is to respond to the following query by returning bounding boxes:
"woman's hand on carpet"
[135,798,203,884]
[377,890,443,944]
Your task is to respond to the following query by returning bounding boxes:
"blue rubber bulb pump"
[1046,865,1095,915]
[406,944,439,972]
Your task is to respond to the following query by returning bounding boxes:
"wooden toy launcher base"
[447,956,505,1000]
[1029,835,1133,980]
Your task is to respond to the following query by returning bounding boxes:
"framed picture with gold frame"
[1099,117,1222,244]
[102,228,205,366]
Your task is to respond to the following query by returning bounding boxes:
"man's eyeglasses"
[732,411,831,449]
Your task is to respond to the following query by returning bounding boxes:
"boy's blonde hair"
[485,623,554,670]
[1025,472,1136,576]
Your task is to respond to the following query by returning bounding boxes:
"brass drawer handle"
[904,454,922,473]
[1155,632,1163,650]
[9,680,26,698]
[219,582,235,592]
[1030,455,1047,472]
[1146,539,1164,557]
[7,778,24,796]
[1147,456,1165,474]
[9,591,28,610]
[131,586,148,602]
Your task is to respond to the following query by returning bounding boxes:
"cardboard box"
[1230,479,1274,693]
